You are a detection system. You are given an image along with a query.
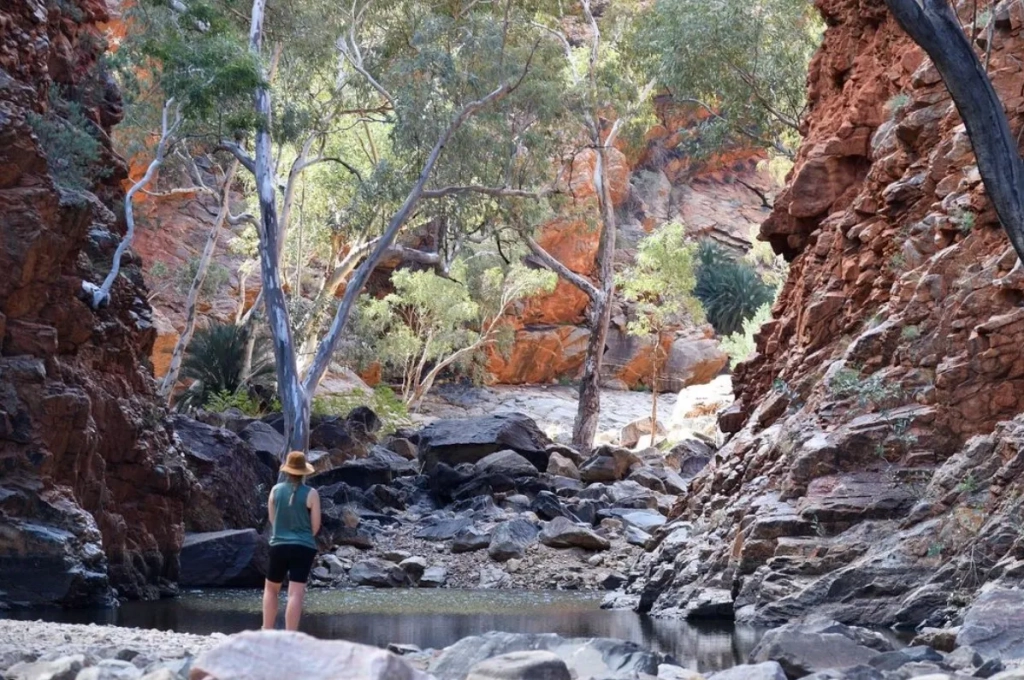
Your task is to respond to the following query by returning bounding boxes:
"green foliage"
[901,325,922,341]
[720,302,773,368]
[353,260,555,403]
[694,241,777,336]
[176,257,231,298]
[115,0,261,128]
[886,93,912,118]
[953,209,976,235]
[203,389,269,417]
[619,222,704,339]
[636,0,822,157]
[958,474,979,495]
[27,89,109,192]
[311,386,410,435]
[176,323,275,412]
[826,366,904,410]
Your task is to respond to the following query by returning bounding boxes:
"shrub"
[694,240,776,336]
[953,209,976,235]
[27,89,109,192]
[176,323,275,411]
[720,302,773,367]
[312,386,411,435]
[886,93,911,118]
[826,366,903,409]
[176,256,232,298]
[203,389,268,417]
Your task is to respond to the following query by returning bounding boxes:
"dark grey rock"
[349,558,407,587]
[488,519,539,562]
[708,661,787,680]
[477,450,540,478]
[539,517,610,551]
[957,588,1024,661]
[416,517,474,541]
[179,529,268,587]
[452,526,493,553]
[418,413,551,472]
[749,620,892,678]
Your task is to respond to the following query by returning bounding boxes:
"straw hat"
[280,450,315,476]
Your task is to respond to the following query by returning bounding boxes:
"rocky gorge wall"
[628,0,1024,629]
[0,0,193,606]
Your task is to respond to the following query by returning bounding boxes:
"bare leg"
[262,580,282,630]
[284,581,307,631]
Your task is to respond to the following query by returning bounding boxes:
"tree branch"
[86,98,182,308]
[525,236,600,300]
[421,185,558,200]
[302,68,533,394]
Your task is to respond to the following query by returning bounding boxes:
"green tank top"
[269,482,316,549]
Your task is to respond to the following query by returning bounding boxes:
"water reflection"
[3,589,763,672]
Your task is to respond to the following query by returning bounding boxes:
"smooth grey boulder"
[708,661,787,680]
[749,620,892,679]
[957,588,1024,661]
[349,558,407,587]
[477,450,540,478]
[428,632,663,680]
[466,651,571,680]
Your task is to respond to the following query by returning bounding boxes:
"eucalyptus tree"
[636,0,822,159]
[227,0,574,454]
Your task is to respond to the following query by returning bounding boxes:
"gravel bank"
[0,619,221,676]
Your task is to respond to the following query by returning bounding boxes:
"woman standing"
[262,451,322,631]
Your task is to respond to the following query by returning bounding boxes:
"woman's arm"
[307,487,321,536]
[267,489,276,529]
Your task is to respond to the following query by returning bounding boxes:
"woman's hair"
[285,472,304,505]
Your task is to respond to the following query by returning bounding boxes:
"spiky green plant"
[694,241,776,336]
[176,323,275,412]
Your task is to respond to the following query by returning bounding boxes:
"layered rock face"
[0,0,192,606]
[630,0,1024,628]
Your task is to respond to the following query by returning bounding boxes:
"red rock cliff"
[631,0,1024,628]
[0,0,192,606]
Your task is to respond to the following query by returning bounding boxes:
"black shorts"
[267,544,318,584]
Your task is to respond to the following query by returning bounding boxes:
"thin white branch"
[87,98,182,309]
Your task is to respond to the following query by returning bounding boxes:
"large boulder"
[451,526,493,553]
[309,457,393,490]
[477,450,540,478]
[957,588,1024,662]
[466,651,571,680]
[418,413,551,472]
[237,421,286,469]
[191,630,431,679]
[428,632,662,680]
[749,620,893,679]
[539,517,610,551]
[179,530,268,587]
[488,519,540,562]
[172,415,276,531]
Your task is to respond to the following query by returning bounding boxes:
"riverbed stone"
[420,566,447,588]
[76,659,144,680]
[428,632,663,680]
[479,566,511,589]
[488,520,539,562]
[477,450,540,478]
[957,588,1024,661]
[452,526,492,553]
[749,620,890,678]
[399,556,428,582]
[539,517,610,551]
[465,651,571,680]
[6,655,85,680]
[546,453,580,480]
[708,661,787,680]
[189,630,430,680]
[349,558,407,587]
